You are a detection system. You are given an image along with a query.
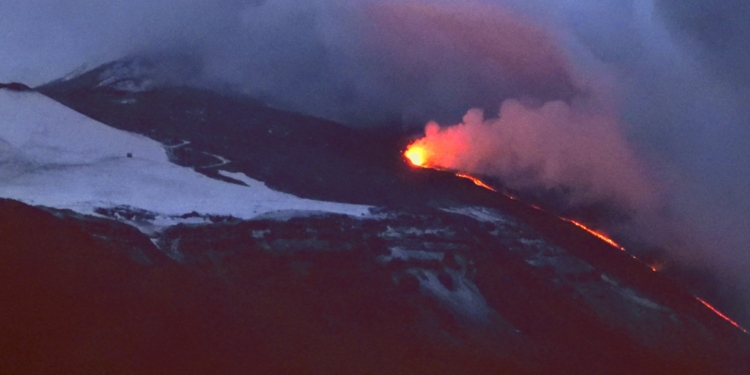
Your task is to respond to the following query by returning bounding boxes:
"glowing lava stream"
[456,173,498,192]
[404,141,622,250]
[697,297,749,334]
[562,218,625,251]
[404,141,750,335]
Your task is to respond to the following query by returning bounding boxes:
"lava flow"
[562,218,625,251]
[404,140,621,250]
[697,297,749,334]
[456,173,498,192]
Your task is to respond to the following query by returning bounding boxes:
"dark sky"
[2,0,749,320]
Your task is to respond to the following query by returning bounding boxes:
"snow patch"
[380,247,444,262]
[96,61,154,92]
[619,288,669,311]
[379,225,446,239]
[252,209,369,222]
[0,91,372,227]
[0,91,167,165]
[196,153,230,169]
[108,79,152,93]
[441,206,512,225]
[59,63,89,82]
[411,268,492,323]
[218,170,257,187]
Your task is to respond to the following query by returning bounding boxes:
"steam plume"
[410,99,657,212]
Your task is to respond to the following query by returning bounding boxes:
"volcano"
[0,59,748,374]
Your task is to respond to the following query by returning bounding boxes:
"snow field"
[0,90,371,223]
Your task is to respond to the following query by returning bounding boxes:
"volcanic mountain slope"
[0,61,747,374]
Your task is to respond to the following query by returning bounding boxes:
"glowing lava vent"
[404,144,429,167]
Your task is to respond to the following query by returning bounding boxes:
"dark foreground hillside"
[2,199,749,374]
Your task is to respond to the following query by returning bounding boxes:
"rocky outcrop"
[0,82,32,91]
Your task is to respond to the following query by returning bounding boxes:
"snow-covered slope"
[0,90,371,222]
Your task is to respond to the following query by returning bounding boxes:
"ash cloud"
[2,0,750,323]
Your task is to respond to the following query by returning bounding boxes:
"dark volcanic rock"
[0,82,32,92]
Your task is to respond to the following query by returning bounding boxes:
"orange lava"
[456,173,498,192]
[696,297,749,334]
[647,262,664,272]
[562,219,626,251]
[405,144,429,167]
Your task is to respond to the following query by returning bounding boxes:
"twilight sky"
[2,0,750,320]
